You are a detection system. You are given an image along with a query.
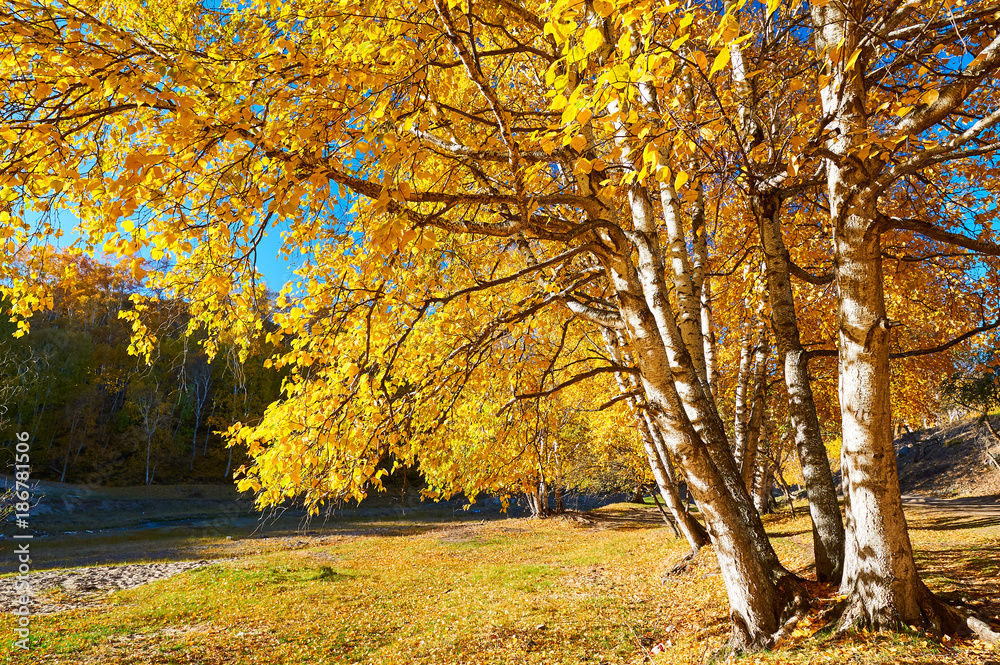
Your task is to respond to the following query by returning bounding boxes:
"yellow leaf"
[583,27,604,55]
[766,0,781,16]
[674,171,689,190]
[576,108,593,125]
[670,34,690,51]
[417,230,436,250]
[921,89,940,106]
[617,31,631,55]
[693,51,708,71]
[570,134,587,152]
[593,0,614,18]
[845,48,862,71]
[710,47,731,76]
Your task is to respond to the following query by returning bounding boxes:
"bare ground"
[1,560,222,614]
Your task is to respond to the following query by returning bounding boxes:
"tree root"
[821,580,1000,644]
[766,571,812,648]
[718,571,812,655]
[921,586,1000,644]
[660,547,702,579]
[965,614,1000,643]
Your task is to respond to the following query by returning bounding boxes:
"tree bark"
[525,491,539,518]
[733,331,754,457]
[737,334,769,492]
[752,458,773,516]
[756,193,846,583]
[811,1,940,631]
[601,328,708,553]
[658,179,710,387]
[690,183,720,400]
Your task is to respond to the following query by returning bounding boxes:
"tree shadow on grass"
[913,544,1000,629]
[908,513,1000,531]
[574,503,686,530]
[767,529,812,538]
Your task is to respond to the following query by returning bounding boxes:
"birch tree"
[802,0,1000,636]
[4,0,1000,650]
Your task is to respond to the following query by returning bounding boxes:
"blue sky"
[45,209,301,293]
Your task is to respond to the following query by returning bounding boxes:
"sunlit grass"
[1,503,997,664]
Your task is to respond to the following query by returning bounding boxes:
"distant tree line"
[0,252,283,485]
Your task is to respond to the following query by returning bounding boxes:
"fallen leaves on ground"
[0,503,997,664]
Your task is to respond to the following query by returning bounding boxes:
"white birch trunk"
[810,1,937,630]
[756,193,846,583]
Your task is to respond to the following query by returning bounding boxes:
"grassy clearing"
[2,503,998,664]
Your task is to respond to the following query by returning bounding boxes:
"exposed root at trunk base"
[660,547,701,579]
[768,573,812,648]
[768,572,812,647]
[823,582,1000,644]
[721,571,812,656]
[916,585,1000,644]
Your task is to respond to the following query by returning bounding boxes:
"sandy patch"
[2,559,224,614]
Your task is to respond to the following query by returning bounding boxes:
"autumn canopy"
[3,0,1000,652]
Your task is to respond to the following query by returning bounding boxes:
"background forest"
[0,252,281,486]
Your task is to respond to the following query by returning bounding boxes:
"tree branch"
[788,261,835,285]
[499,365,639,411]
[890,319,1000,359]
[807,318,1000,360]
[884,215,1000,256]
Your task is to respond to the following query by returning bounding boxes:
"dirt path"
[902,494,1000,517]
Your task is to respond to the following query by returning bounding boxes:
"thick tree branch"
[884,214,1000,256]
[808,318,1000,359]
[592,390,643,412]
[425,244,597,305]
[890,319,1000,359]
[499,365,639,411]
[412,127,563,162]
[788,261,835,285]
[893,32,1000,138]
[565,299,624,329]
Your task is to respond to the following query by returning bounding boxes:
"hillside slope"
[895,416,1000,497]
